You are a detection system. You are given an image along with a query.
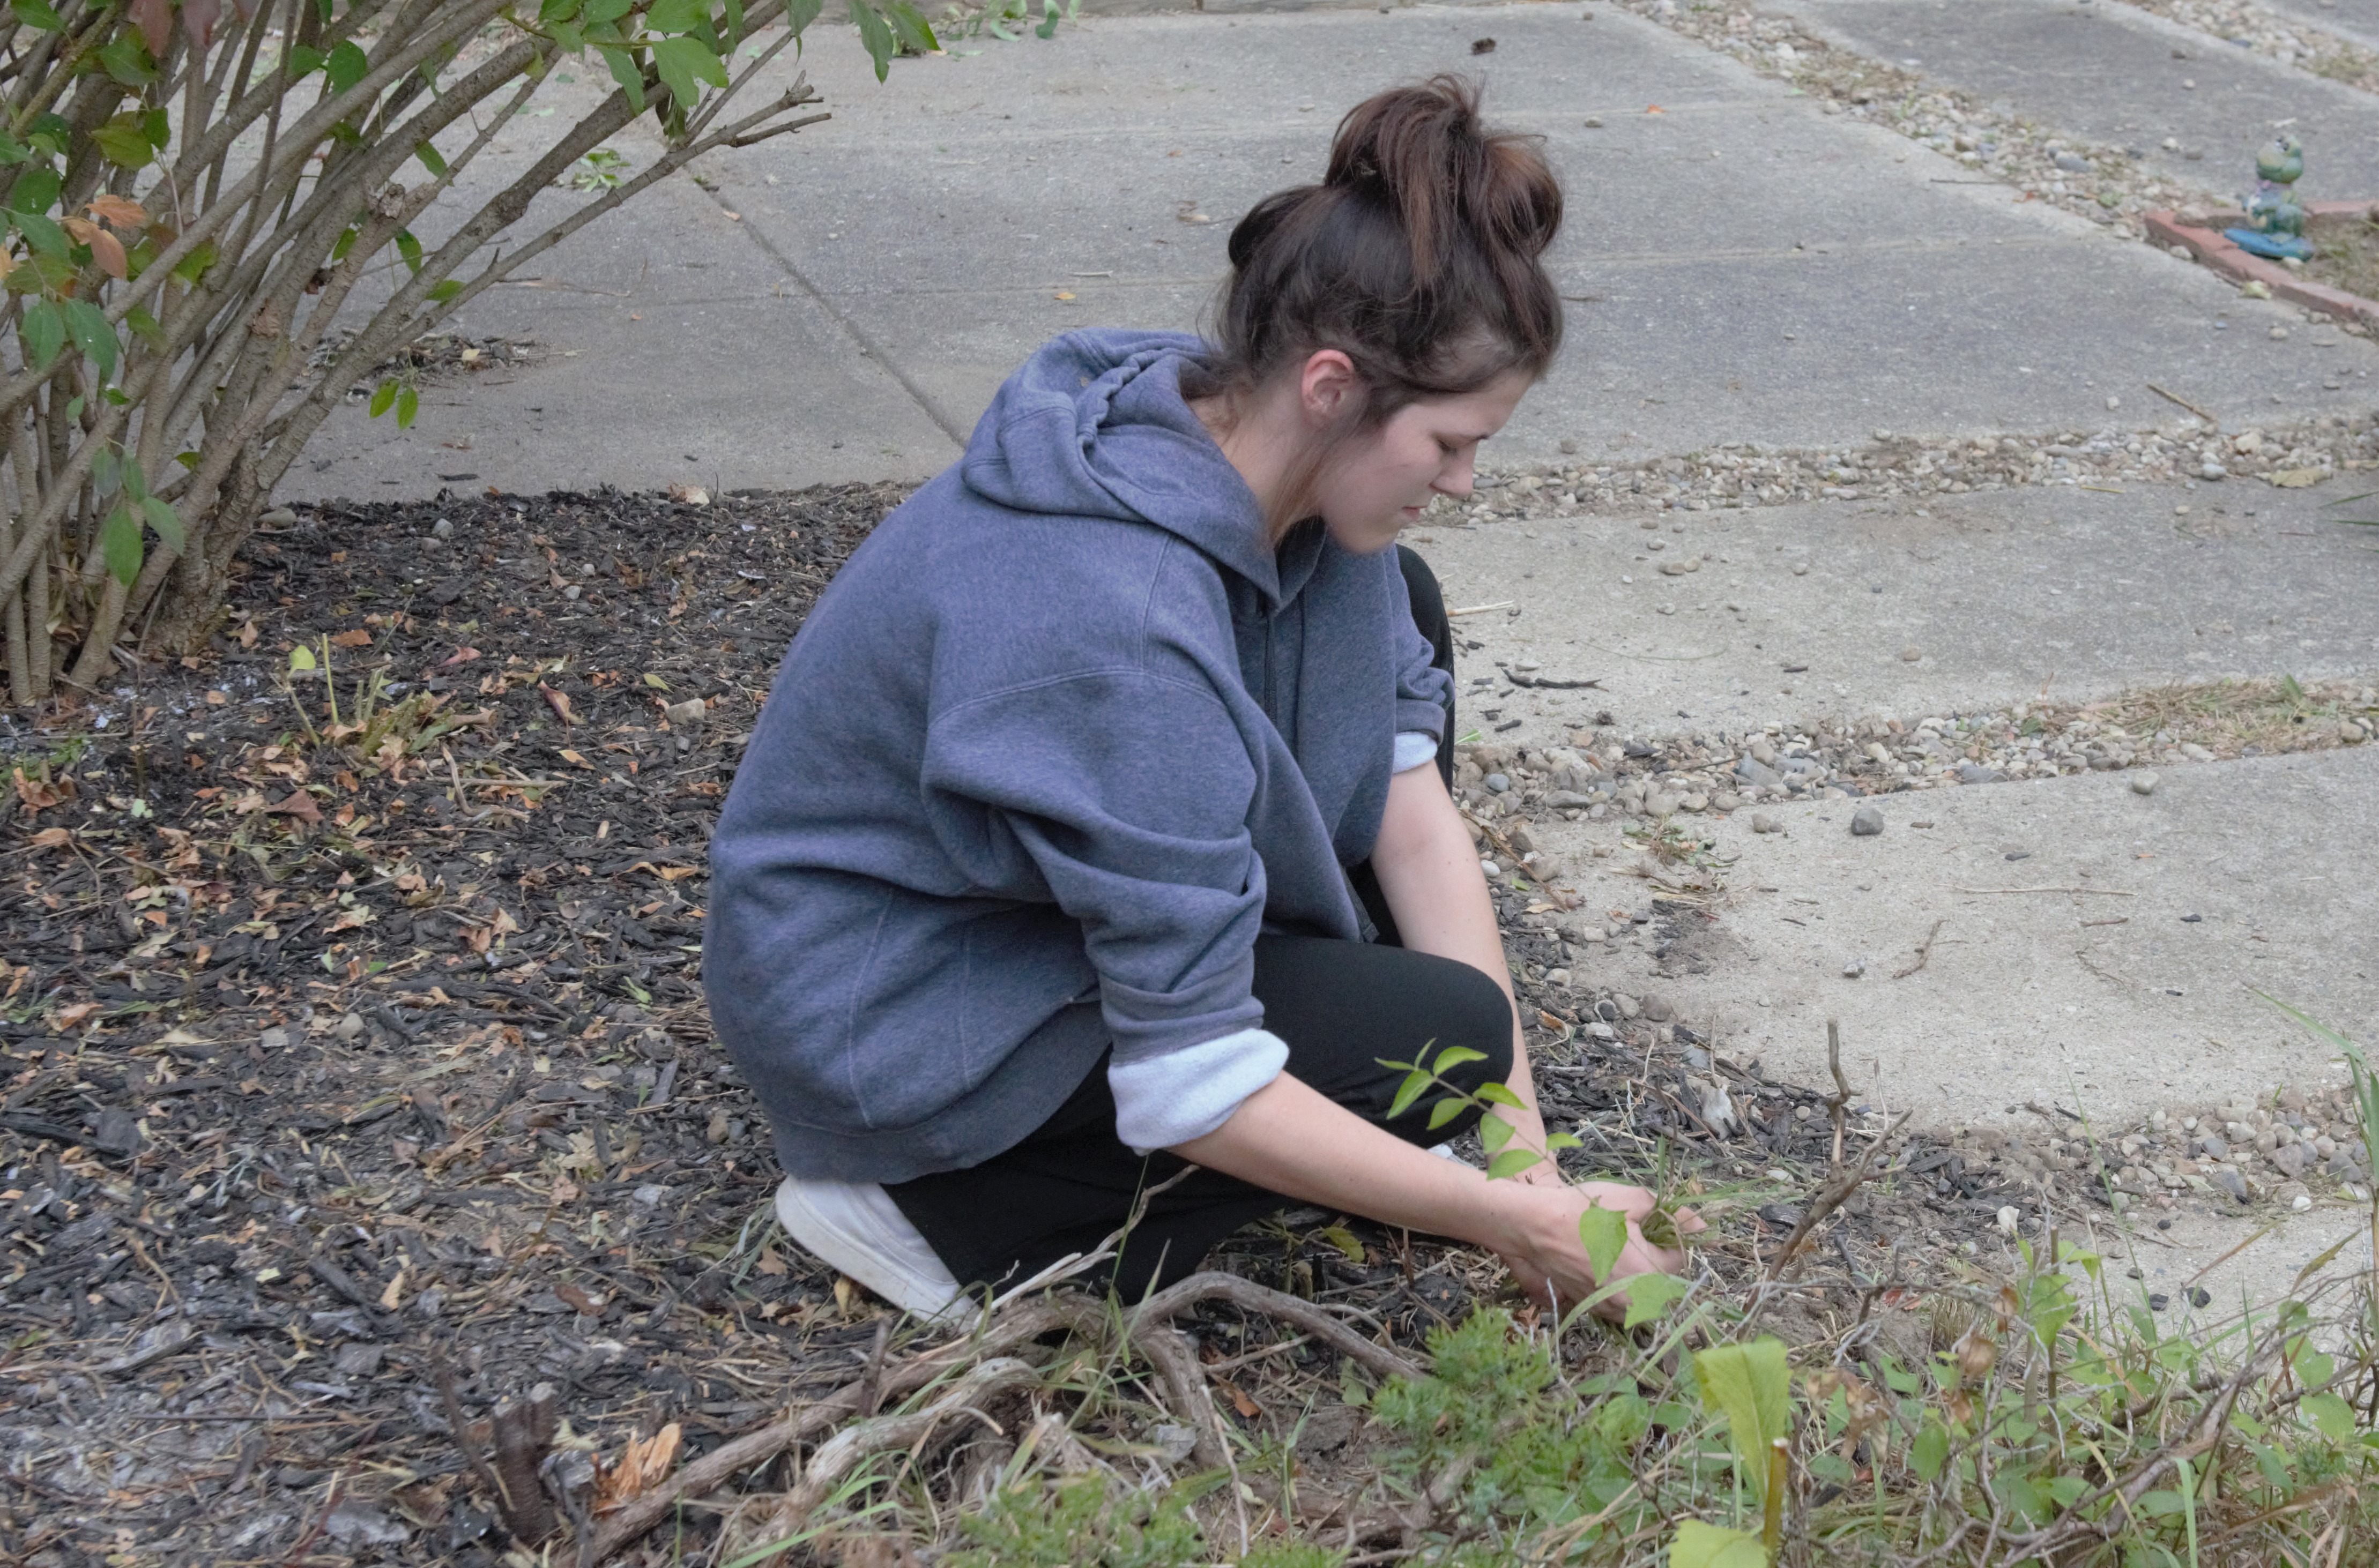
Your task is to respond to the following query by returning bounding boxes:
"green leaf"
[1545,1131,1581,1151]
[649,35,725,106]
[2305,1392,2357,1443]
[1579,1202,1627,1286]
[1485,1148,1540,1181]
[549,19,585,54]
[1693,1336,1792,1500]
[285,44,327,79]
[63,299,116,382]
[848,0,895,80]
[125,304,164,350]
[885,0,938,54]
[415,139,449,177]
[96,32,155,88]
[1620,1271,1686,1329]
[1037,0,1064,39]
[118,451,145,498]
[396,385,419,428]
[9,0,63,29]
[583,0,634,22]
[1668,1521,1765,1568]
[288,643,317,673]
[172,240,219,285]
[396,229,423,274]
[539,0,581,20]
[140,496,184,551]
[1430,1046,1487,1072]
[427,279,464,303]
[0,129,25,165]
[139,107,169,148]
[1475,1082,1526,1110]
[1424,1096,1466,1131]
[646,0,707,31]
[91,446,120,498]
[326,39,370,94]
[720,0,744,45]
[1911,1418,1949,1481]
[1317,1224,1364,1264]
[9,164,57,215]
[1385,1067,1431,1122]
[91,118,156,169]
[782,0,821,35]
[369,379,398,417]
[596,43,646,112]
[1479,1112,1513,1153]
[2045,1474,2090,1507]
[18,297,62,369]
[100,503,142,586]
[2138,1489,2187,1519]
[12,209,65,259]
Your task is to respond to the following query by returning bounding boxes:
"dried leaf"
[262,790,322,823]
[595,1423,683,1513]
[539,683,576,726]
[327,905,376,932]
[28,826,72,850]
[1216,1377,1262,1418]
[555,1281,605,1314]
[378,1265,407,1311]
[329,629,373,648]
[12,768,77,811]
[87,195,147,229]
[755,1243,786,1276]
[667,483,709,506]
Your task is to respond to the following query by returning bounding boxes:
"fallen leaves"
[262,790,322,824]
[2266,468,2328,488]
[538,683,576,726]
[329,628,375,648]
[11,767,77,811]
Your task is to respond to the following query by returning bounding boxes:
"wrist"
[1473,1176,1572,1259]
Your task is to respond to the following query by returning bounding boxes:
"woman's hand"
[1485,1179,1705,1323]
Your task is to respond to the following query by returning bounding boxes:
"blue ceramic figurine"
[2226,136,2311,261]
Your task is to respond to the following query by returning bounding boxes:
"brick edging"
[2144,203,2379,325]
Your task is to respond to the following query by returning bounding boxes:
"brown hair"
[1185,74,1565,538]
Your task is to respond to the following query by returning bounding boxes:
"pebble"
[1899,647,1923,662]
[1849,805,1885,836]
[1485,772,1511,793]
[1751,812,1782,833]
[1790,562,1809,576]
[663,698,708,728]
[2130,771,2159,796]
[2271,326,2290,340]
[2212,1168,2250,1201]
[431,517,455,539]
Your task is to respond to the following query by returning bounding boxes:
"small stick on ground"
[2147,382,2220,425]
[434,1356,508,1516]
[1892,919,1945,980]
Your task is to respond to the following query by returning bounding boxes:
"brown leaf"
[87,195,147,230]
[182,0,219,48]
[128,0,173,58]
[28,826,73,851]
[262,790,322,824]
[554,1281,604,1314]
[594,1423,682,1514]
[329,629,373,648]
[538,683,576,726]
[10,768,75,811]
[1215,1377,1262,1419]
[437,645,481,668]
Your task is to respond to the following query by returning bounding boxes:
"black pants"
[886,549,1506,1302]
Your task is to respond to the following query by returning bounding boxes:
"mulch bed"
[0,485,2036,1566]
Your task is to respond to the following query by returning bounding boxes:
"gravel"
[1458,412,2379,525]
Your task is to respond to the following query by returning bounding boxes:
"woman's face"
[1311,368,1534,555]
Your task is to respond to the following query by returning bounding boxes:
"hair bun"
[1325,74,1558,285]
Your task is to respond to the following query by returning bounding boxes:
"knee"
[1432,962,1516,1092]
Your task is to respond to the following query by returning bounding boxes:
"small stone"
[2212,1167,2250,1201]
[1791,562,1809,576]
[1956,763,2005,784]
[2270,325,2289,340]
[1899,646,1922,662]
[2130,771,2159,796]
[2196,1133,2230,1160]
[1559,438,1580,453]
[431,517,455,539]
[1659,560,1690,576]
[2053,152,2088,173]
[334,1342,385,1377]
[2188,1286,2212,1308]
[1680,792,1709,812]
[664,697,708,728]
[1842,956,1867,978]
[2147,1292,2170,1311]
[2272,1141,2309,1178]
[1641,995,1675,1022]
[336,1012,366,1041]
[1751,812,1781,833]
[2106,395,2121,410]
[1583,116,1603,129]
[1849,805,1885,836]
[1484,772,1511,794]
[1712,790,1742,812]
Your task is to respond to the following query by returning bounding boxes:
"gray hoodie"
[706,330,1451,1182]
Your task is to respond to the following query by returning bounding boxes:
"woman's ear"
[1297,349,1362,426]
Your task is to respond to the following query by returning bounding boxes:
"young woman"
[708,76,1697,1325]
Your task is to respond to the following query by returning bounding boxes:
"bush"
[0,0,960,704]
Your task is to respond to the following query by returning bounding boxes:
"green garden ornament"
[2227,135,2312,261]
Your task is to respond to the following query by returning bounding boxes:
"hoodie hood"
[961,329,1295,604]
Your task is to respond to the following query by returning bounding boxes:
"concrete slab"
[2255,0,2379,55]
[1791,0,2379,190]
[1548,744,2379,1129]
[698,3,2379,465]
[1410,471,2379,742]
[277,76,961,502]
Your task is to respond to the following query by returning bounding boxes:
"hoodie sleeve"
[1390,558,1453,745]
[921,665,1284,1151]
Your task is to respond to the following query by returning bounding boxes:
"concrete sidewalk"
[285,2,2378,501]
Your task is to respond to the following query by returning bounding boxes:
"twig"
[1953,886,2135,898]
[2146,382,2220,425]
[1761,1111,1914,1289]
[279,1469,344,1567]
[1892,919,1945,980]
[1446,601,1516,618]
[1823,1019,1852,1169]
[760,1358,1040,1540]
[434,1357,507,1515]
[1130,1271,1425,1384]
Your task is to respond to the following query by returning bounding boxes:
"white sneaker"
[775,1175,977,1328]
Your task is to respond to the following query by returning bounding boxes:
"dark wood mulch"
[0,483,2026,1567]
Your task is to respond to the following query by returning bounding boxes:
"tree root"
[581,1273,1428,1564]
